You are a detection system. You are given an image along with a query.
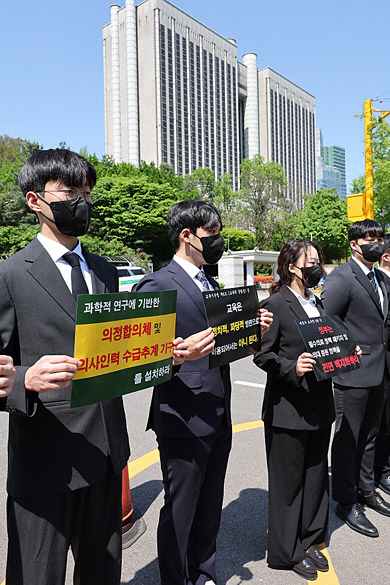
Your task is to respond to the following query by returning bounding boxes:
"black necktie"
[63,252,89,299]
[367,270,381,306]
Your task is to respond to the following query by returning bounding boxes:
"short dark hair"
[348,219,384,242]
[18,148,96,196]
[166,199,222,249]
[270,238,324,295]
[382,233,390,257]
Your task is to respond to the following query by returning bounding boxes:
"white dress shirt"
[351,255,383,309]
[287,286,321,318]
[37,233,92,294]
[173,255,212,292]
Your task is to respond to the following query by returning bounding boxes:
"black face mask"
[358,241,385,263]
[37,195,92,237]
[295,264,323,288]
[190,233,225,264]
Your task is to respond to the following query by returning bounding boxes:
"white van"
[116,266,147,291]
[102,256,149,292]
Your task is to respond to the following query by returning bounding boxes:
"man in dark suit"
[136,200,272,585]
[322,219,390,537]
[375,233,390,495]
[0,149,130,585]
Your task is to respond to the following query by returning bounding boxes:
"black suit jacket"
[136,259,231,438]
[253,286,335,431]
[321,258,389,388]
[0,237,130,498]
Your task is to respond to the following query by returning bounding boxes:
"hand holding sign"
[296,352,316,377]
[295,315,360,381]
[172,337,189,365]
[183,327,215,361]
[259,308,273,335]
[25,355,81,393]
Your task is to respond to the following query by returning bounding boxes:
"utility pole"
[347,99,390,221]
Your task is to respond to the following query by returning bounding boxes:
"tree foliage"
[294,189,350,262]
[350,117,390,228]
[220,227,255,251]
[88,175,180,263]
[239,154,292,248]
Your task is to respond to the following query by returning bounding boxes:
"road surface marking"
[234,380,265,389]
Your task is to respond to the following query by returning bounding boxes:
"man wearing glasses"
[0,149,131,585]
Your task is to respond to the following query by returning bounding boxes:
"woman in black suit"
[254,239,335,581]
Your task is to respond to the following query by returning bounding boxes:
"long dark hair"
[270,238,324,295]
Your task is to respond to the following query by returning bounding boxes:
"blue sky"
[1,0,389,190]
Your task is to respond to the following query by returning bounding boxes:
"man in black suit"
[375,233,390,495]
[0,149,131,585]
[136,200,271,585]
[322,219,390,537]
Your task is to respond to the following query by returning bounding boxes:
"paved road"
[0,356,389,584]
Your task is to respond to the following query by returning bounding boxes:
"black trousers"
[374,379,390,478]
[6,466,122,585]
[332,382,385,504]
[156,420,232,585]
[264,424,331,568]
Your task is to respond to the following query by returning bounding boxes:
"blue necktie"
[195,270,210,292]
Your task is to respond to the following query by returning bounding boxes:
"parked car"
[102,256,149,292]
[116,266,147,291]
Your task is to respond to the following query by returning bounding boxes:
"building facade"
[321,145,346,198]
[103,0,317,206]
[315,129,346,198]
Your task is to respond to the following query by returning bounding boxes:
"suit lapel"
[83,249,109,294]
[376,268,389,322]
[168,260,207,319]
[25,237,76,320]
[279,285,312,321]
[349,259,383,315]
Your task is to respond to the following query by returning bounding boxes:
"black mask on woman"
[190,233,225,264]
[295,264,323,288]
[358,241,385,263]
[37,195,92,237]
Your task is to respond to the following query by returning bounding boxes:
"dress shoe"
[378,471,390,496]
[357,490,390,517]
[305,545,329,572]
[335,503,379,537]
[292,557,317,581]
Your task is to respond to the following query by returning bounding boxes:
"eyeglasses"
[37,188,98,204]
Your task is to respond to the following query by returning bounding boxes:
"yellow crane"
[347,99,390,221]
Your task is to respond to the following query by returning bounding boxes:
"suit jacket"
[0,237,130,499]
[136,259,231,438]
[253,285,335,431]
[321,258,389,388]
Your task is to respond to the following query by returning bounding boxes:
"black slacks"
[156,420,232,585]
[332,382,385,504]
[264,424,331,568]
[374,380,390,479]
[6,466,122,585]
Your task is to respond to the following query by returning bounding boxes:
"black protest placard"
[296,314,360,382]
[202,285,261,368]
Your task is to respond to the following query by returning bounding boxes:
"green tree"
[294,189,350,262]
[0,136,42,227]
[239,154,288,247]
[220,227,255,251]
[89,175,180,263]
[0,224,40,256]
[350,117,390,227]
[181,167,217,200]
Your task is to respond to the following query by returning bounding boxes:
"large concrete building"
[322,144,346,198]
[315,129,346,198]
[103,0,316,207]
